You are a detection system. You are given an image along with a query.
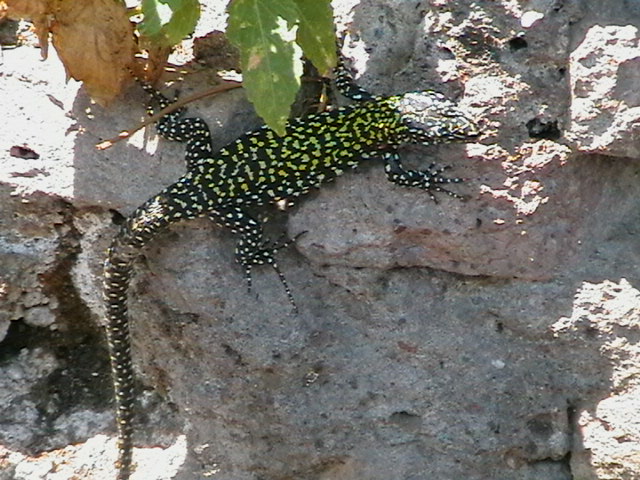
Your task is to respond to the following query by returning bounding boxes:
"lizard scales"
[103,56,479,479]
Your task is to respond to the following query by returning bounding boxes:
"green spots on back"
[192,95,415,206]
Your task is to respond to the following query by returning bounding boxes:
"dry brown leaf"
[4,0,53,57]
[50,0,135,105]
[5,0,136,105]
[0,3,9,21]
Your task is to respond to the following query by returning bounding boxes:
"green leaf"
[139,0,163,39]
[293,0,336,75]
[227,0,304,135]
[140,0,200,47]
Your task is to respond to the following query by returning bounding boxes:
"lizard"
[103,48,479,480]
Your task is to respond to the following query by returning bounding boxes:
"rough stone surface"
[568,24,640,158]
[1,1,640,479]
[551,279,640,480]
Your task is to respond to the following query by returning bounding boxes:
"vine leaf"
[139,0,201,46]
[294,0,336,75]
[227,0,303,135]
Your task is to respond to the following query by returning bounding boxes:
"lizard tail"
[104,250,136,480]
[103,181,204,479]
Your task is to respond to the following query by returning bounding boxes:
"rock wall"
[1,1,639,479]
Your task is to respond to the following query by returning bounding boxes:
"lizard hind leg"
[209,209,303,312]
[266,230,308,313]
[238,233,305,313]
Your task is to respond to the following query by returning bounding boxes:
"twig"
[96,80,242,150]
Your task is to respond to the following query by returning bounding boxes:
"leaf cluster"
[227,0,336,134]
[2,0,337,132]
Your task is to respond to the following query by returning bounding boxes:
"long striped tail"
[104,251,136,479]
[103,182,204,479]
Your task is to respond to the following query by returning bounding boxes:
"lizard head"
[394,91,479,144]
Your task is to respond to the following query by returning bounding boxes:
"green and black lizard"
[103,49,479,479]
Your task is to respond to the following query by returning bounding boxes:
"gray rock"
[567,25,640,158]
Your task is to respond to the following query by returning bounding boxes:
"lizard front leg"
[381,150,465,202]
[140,83,214,170]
